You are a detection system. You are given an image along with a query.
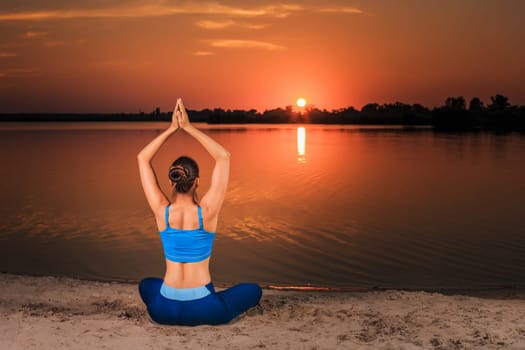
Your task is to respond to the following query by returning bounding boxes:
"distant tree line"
[1,94,524,131]
[197,94,525,131]
[431,95,524,131]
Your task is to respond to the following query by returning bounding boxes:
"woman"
[137,98,262,326]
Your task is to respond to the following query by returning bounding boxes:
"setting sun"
[296,98,307,108]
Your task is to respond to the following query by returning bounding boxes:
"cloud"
[193,51,216,56]
[317,6,363,14]
[244,23,267,30]
[22,31,48,39]
[196,19,235,30]
[198,3,303,18]
[0,3,363,22]
[0,52,17,58]
[0,3,304,21]
[195,19,267,30]
[210,39,285,51]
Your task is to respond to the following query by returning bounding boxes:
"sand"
[1,274,525,349]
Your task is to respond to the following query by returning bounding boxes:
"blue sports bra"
[159,204,216,263]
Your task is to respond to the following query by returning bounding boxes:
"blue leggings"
[138,278,262,326]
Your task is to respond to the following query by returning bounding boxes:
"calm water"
[1,122,524,290]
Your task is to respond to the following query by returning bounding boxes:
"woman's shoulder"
[198,201,220,232]
[153,200,171,230]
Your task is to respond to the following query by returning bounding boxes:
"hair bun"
[169,156,199,194]
[169,165,188,183]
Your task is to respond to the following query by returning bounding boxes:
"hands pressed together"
[170,98,191,132]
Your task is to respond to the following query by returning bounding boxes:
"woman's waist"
[160,281,215,301]
[163,260,211,289]
[163,277,212,289]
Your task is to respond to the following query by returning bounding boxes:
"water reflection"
[297,127,306,163]
[2,124,525,289]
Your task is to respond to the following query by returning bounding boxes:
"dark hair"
[169,156,199,194]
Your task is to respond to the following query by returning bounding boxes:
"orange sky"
[0,1,524,113]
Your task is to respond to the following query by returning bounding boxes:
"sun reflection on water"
[297,126,306,163]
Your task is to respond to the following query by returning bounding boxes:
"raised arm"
[177,99,230,220]
[137,106,179,214]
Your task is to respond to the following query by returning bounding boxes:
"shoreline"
[3,271,525,296]
[2,273,525,349]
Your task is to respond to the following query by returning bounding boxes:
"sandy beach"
[1,274,525,350]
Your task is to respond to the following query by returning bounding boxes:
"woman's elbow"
[137,152,149,163]
[219,150,231,160]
